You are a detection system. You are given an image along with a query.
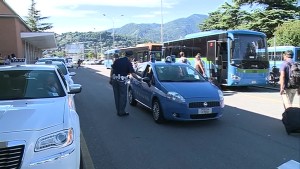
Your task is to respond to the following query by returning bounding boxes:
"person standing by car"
[279,50,300,108]
[110,50,136,116]
[195,53,205,76]
[178,51,191,65]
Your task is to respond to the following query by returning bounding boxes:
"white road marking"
[278,160,300,169]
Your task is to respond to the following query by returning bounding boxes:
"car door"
[131,64,146,103]
[140,64,154,107]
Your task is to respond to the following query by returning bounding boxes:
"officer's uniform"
[111,51,134,116]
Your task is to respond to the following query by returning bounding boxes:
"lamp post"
[160,0,163,44]
[160,0,164,57]
[102,14,124,48]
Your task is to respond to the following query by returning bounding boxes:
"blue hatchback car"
[128,57,224,123]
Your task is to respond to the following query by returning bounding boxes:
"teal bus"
[119,43,163,63]
[103,49,120,69]
[268,46,300,70]
[163,30,269,87]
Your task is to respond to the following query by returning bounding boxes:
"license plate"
[198,108,212,114]
[251,80,257,84]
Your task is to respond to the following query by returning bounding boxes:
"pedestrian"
[279,50,300,108]
[178,51,190,65]
[77,59,81,68]
[110,50,136,116]
[195,53,205,76]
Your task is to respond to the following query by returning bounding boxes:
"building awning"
[21,32,57,50]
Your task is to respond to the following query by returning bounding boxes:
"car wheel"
[152,99,165,123]
[128,88,137,106]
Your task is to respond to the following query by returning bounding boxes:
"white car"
[0,64,82,169]
[35,60,76,85]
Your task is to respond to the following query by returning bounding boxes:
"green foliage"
[234,0,299,10]
[25,0,53,32]
[200,2,249,31]
[52,51,65,57]
[268,20,300,46]
[201,0,299,39]
[241,9,297,38]
[85,51,95,59]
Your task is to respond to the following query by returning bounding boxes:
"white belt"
[113,74,128,80]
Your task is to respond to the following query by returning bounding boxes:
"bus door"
[218,42,228,83]
[207,40,228,84]
[207,41,219,82]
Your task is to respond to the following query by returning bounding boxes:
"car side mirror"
[69,72,76,76]
[68,84,82,94]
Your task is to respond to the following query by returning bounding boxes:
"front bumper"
[160,98,224,121]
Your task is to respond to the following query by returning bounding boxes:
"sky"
[5,0,232,34]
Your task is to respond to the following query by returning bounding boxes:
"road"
[72,65,300,169]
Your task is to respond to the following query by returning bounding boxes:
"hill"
[53,14,208,56]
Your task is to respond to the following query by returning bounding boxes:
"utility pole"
[102,14,124,48]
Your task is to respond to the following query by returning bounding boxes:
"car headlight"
[231,74,241,81]
[218,90,224,101]
[218,90,225,108]
[166,92,185,103]
[35,128,74,152]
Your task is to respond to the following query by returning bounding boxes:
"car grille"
[190,113,218,119]
[189,101,220,108]
[0,145,24,169]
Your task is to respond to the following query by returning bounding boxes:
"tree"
[25,0,53,32]
[234,0,299,10]
[233,0,299,38]
[200,2,249,31]
[268,20,300,46]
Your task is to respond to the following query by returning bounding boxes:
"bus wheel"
[152,99,165,124]
[128,88,137,106]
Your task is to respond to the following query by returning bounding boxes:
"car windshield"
[0,70,66,100]
[155,64,206,82]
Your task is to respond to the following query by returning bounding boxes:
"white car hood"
[0,98,66,133]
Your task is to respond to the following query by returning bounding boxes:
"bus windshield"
[232,34,267,62]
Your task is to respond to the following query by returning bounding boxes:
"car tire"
[152,99,165,123]
[128,88,137,106]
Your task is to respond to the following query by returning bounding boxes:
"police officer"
[110,50,135,116]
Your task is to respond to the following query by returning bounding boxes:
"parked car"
[128,57,224,123]
[35,60,76,85]
[0,64,82,168]
[36,57,66,64]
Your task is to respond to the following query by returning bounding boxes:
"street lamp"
[102,14,124,48]
[160,0,164,44]
[160,0,164,57]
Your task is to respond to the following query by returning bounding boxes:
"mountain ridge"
[113,14,208,42]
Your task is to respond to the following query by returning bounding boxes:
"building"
[0,0,57,64]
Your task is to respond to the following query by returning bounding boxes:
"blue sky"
[5,0,232,34]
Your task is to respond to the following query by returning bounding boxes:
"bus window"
[296,49,300,62]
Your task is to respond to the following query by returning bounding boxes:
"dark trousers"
[112,79,127,115]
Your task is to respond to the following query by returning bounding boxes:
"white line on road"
[80,130,96,169]
[278,160,300,169]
